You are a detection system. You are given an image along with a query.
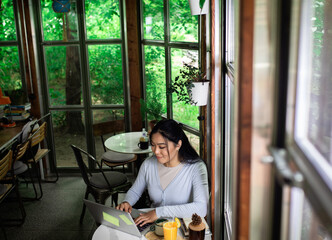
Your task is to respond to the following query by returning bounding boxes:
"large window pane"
[144,45,166,123]
[0,0,16,41]
[306,0,331,162]
[171,48,199,129]
[226,0,235,62]
[0,47,22,90]
[41,0,78,41]
[45,45,82,106]
[288,188,332,240]
[143,0,164,40]
[295,0,332,180]
[85,0,121,39]
[89,45,124,105]
[52,110,85,168]
[169,0,198,42]
[224,75,234,235]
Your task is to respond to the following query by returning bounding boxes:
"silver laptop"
[83,199,152,237]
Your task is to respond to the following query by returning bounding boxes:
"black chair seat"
[90,171,128,189]
[101,151,136,163]
[93,120,137,173]
[71,145,132,223]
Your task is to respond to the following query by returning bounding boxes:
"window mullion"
[164,0,172,119]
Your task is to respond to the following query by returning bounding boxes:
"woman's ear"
[176,140,182,150]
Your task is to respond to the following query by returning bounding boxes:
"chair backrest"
[30,122,47,148]
[0,150,12,181]
[12,140,30,162]
[71,145,95,187]
[71,145,112,188]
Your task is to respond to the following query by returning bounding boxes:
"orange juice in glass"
[163,221,177,240]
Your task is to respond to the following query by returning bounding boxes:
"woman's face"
[150,132,182,167]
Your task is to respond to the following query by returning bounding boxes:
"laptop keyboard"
[137,222,153,232]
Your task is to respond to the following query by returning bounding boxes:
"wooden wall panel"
[235,0,254,239]
[19,0,41,119]
[126,0,142,131]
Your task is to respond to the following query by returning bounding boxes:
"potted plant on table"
[168,62,210,106]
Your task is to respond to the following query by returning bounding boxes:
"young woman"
[116,119,209,226]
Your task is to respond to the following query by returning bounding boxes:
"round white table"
[92,224,212,240]
[104,132,152,154]
[92,224,147,240]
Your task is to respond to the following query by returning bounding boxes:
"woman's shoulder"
[141,155,157,167]
[184,159,207,171]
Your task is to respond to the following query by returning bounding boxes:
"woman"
[116,119,209,226]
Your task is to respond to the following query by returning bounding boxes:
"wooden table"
[0,122,25,152]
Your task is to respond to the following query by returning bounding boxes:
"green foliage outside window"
[169,0,198,42]
[0,47,22,91]
[89,45,124,105]
[143,0,164,40]
[45,46,68,106]
[0,0,16,41]
[144,46,166,121]
[0,0,21,92]
[85,0,121,39]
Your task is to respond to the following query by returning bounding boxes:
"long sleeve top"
[124,156,209,218]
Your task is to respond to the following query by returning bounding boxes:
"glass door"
[34,0,129,169]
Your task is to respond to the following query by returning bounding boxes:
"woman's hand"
[134,209,158,226]
[116,201,132,213]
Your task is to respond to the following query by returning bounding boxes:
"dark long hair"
[149,119,200,163]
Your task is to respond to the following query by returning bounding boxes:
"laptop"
[83,199,153,237]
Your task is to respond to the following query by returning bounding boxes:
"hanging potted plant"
[188,0,208,15]
[140,96,166,133]
[168,62,209,106]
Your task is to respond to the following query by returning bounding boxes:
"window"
[284,0,332,237]
[141,0,200,152]
[37,0,128,168]
[0,0,25,99]
[294,0,332,185]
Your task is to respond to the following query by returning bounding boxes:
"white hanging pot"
[188,0,209,15]
[189,82,209,106]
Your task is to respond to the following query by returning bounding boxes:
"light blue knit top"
[124,156,209,218]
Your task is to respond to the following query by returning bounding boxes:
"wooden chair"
[30,113,59,181]
[11,136,41,201]
[0,150,26,239]
[93,120,137,173]
[71,145,132,223]
[21,121,49,200]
